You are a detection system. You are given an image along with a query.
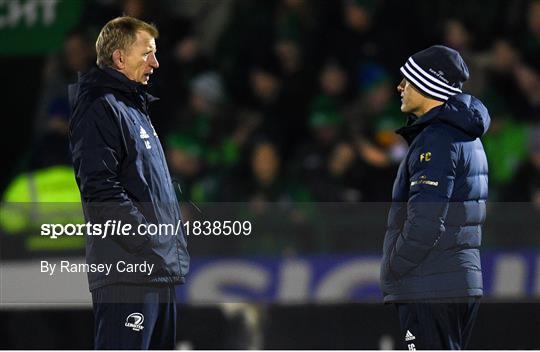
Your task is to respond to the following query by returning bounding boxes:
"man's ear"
[112,49,125,70]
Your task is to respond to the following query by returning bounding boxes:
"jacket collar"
[94,65,159,103]
[396,105,442,144]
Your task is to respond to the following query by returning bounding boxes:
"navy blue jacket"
[380,94,490,302]
[69,66,189,290]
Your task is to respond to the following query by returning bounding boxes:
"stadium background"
[0,0,540,349]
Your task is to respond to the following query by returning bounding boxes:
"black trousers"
[395,298,480,350]
[91,284,177,350]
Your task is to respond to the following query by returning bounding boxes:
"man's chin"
[140,75,151,85]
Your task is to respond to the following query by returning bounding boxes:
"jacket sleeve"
[388,130,457,277]
[69,99,152,254]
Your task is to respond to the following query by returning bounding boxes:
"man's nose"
[149,53,159,69]
[397,80,405,92]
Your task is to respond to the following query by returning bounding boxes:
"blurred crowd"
[2,0,540,255]
[21,0,540,204]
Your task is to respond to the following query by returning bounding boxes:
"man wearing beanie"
[380,45,490,350]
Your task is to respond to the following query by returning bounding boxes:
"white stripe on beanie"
[400,66,450,100]
[408,58,462,93]
[400,57,462,101]
[403,63,455,96]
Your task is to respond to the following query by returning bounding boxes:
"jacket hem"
[89,275,185,291]
[383,288,483,303]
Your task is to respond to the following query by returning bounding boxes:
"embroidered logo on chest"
[139,126,151,149]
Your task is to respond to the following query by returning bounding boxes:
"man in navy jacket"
[380,45,490,350]
[69,17,188,349]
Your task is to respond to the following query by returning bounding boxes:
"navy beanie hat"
[400,45,469,101]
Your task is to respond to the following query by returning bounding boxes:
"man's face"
[121,30,159,84]
[397,78,425,116]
